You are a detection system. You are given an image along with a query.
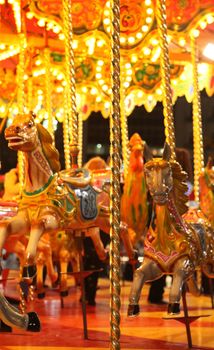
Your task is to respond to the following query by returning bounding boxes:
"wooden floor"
[1,273,214,350]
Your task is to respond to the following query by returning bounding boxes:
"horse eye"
[28,122,33,128]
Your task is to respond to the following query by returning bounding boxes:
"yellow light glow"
[82,87,88,93]
[96,96,102,102]
[35,59,42,66]
[120,37,126,44]
[125,63,131,69]
[142,25,149,32]
[198,63,208,74]
[56,86,63,93]
[131,55,138,63]
[203,43,214,61]
[53,26,60,34]
[59,33,65,40]
[156,88,162,95]
[102,84,108,91]
[145,0,152,5]
[146,17,152,24]
[137,91,143,98]
[103,18,110,25]
[151,38,158,46]
[136,32,143,39]
[123,82,130,88]
[206,15,214,24]
[151,46,161,62]
[96,73,102,79]
[143,47,151,55]
[26,12,34,19]
[179,38,186,46]
[190,29,200,38]
[146,8,153,15]
[97,40,104,47]
[86,37,96,55]
[200,21,207,30]
[0,44,5,50]
[37,19,46,27]
[90,87,97,95]
[128,37,135,44]
[97,60,104,66]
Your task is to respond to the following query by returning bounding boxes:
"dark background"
[0,89,213,175]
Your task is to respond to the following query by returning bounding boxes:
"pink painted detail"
[144,242,179,263]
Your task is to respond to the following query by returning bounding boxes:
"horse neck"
[152,194,188,243]
[24,144,54,192]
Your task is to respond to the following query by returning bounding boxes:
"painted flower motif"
[120,1,145,33]
[72,0,105,30]
[166,0,200,27]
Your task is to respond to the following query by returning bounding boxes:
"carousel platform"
[0,271,214,350]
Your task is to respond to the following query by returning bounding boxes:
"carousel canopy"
[0,0,214,121]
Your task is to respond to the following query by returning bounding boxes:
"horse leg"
[168,259,195,314]
[36,252,46,299]
[95,215,137,264]
[0,212,29,269]
[24,212,59,281]
[87,227,108,262]
[128,258,162,316]
[37,235,58,285]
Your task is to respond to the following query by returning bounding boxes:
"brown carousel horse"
[128,143,214,317]
[199,157,214,228]
[0,112,136,282]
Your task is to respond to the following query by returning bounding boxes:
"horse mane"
[170,159,189,215]
[37,123,61,173]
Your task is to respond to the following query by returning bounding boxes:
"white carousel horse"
[0,112,137,282]
[128,143,214,316]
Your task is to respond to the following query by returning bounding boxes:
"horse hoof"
[60,290,69,297]
[27,312,41,332]
[22,265,37,282]
[127,304,140,317]
[0,320,12,332]
[167,303,180,315]
[37,292,46,299]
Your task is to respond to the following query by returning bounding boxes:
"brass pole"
[157,0,176,160]
[110,0,121,348]
[191,37,204,203]
[63,0,79,168]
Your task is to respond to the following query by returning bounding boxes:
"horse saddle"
[59,168,91,187]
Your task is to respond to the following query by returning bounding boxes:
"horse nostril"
[15,126,20,133]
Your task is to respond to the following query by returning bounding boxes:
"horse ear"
[162,142,171,161]
[206,156,213,169]
[144,142,153,162]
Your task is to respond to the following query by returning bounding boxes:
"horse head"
[5,112,39,152]
[144,143,173,205]
[203,157,214,191]
[128,133,146,172]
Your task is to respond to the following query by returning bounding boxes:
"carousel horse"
[0,169,58,296]
[127,143,214,316]
[121,133,151,245]
[199,157,214,228]
[0,112,136,282]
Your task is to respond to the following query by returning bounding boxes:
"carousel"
[0,0,214,349]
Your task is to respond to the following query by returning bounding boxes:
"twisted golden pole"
[78,113,83,168]
[191,37,204,203]
[16,33,26,190]
[156,0,176,160]
[63,0,79,168]
[110,0,121,348]
[120,61,129,179]
[63,93,71,169]
[44,47,54,142]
